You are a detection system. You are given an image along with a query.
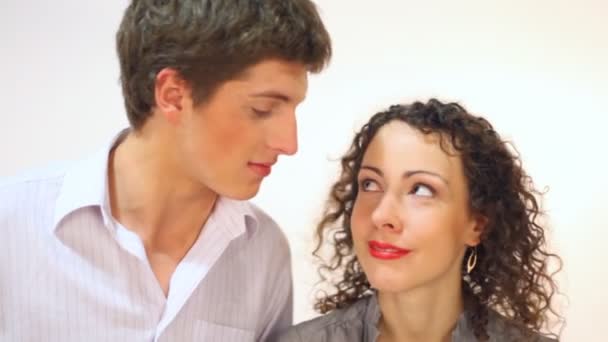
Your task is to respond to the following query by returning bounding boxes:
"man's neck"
[108,129,218,253]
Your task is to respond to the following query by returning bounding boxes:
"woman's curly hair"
[313,98,562,340]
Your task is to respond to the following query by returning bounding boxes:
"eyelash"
[358,178,436,197]
[252,108,272,118]
[359,178,380,192]
[410,183,436,197]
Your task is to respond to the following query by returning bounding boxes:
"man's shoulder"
[1,161,69,187]
[0,161,71,233]
[0,161,69,207]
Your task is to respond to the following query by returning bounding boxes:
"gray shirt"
[277,294,556,342]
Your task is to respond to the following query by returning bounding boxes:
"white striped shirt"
[0,133,293,342]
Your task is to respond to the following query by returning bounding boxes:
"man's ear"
[154,68,189,124]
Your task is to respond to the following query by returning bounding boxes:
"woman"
[278,99,562,341]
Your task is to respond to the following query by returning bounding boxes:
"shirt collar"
[364,291,471,341]
[52,129,128,232]
[211,196,259,239]
[52,129,259,238]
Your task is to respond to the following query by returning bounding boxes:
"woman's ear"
[466,213,488,246]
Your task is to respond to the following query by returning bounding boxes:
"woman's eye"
[360,179,380,192]
[411,184,434,197]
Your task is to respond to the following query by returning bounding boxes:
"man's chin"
[220,183,262,201]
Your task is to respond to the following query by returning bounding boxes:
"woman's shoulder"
[486,310,559,342]
[276,296,376,342]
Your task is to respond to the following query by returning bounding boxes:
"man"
[0,1,331,341]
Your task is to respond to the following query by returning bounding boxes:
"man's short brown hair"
[117,0,332,129]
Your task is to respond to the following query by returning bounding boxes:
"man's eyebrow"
[250,90,292,102]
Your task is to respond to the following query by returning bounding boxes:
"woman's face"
[351,120,484,294]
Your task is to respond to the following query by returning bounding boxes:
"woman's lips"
[368,240,411,260]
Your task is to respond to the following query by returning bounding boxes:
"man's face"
[175,59,308,200]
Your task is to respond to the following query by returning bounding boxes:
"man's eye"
[252,108,272,117]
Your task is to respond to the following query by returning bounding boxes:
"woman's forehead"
[361,121,462,176]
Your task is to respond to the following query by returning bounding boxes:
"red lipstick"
[368,240,411,260]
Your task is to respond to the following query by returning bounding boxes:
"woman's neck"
[376,278,465,342]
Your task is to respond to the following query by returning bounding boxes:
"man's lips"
[248,162,274,177]
[368,240,411,260]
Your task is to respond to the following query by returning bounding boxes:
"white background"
[1,1,606,340]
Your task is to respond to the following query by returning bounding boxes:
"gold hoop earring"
[466,247,478,274]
